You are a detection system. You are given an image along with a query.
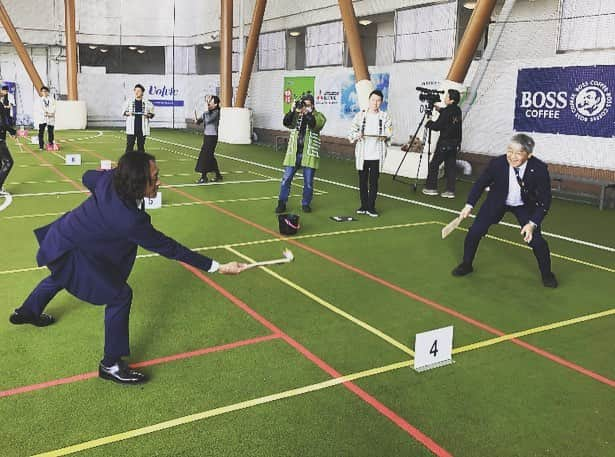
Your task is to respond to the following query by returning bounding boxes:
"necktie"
[514,167,529,201]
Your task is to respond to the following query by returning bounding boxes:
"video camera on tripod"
[416,87,444,115]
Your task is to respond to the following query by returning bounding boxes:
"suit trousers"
[463,204,552,276]
[19,275,133,360]
[126,134,146,153]
[38,123,54,149]
[358,160,380,211]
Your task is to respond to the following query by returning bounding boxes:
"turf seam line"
[164,183,615,389]
[178,263,452,457]
[30,360,416,457]
[148,136,615,254]
[225,246,415,356]
[0,334,280,399]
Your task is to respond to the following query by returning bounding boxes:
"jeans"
[279,164,315,207]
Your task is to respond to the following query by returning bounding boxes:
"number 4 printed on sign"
[414,326,453,372]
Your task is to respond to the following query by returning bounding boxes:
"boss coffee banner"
[514,65,614,138]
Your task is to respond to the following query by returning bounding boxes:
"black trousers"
[38,123,54,149]
[463,204,552,277]
[195,135,220,176]
[425,142,458,192]
[0,140,14,189]
[358,160,380,211]
[126,134,146,153]
[19,275,133,361]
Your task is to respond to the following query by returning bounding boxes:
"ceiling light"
[203,45,212,50]
[88,45,97,50]
[100,48,108,53]
[289,31,301,37]
[463,1,477,9]
[128,46,137,50]
[137,49,146,54]
[358,19,372,26]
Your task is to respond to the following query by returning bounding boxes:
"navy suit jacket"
[467,155,552,225]
[34,170,214,305]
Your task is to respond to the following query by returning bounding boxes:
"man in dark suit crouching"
[452,133,557,288]
[10,152,247,384]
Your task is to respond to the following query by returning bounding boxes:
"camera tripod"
[392,109,434,192]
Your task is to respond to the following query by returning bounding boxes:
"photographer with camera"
[422,89,462,199]
[275,93,326,214]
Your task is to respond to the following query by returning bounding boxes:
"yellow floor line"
[226,246,414,356]
[29,305,615,456]
[31,360,413,457]
[453,307,615,354]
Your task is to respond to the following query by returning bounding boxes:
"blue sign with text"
[514,65,615,138]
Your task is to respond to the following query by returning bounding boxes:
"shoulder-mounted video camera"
[416,86,444,114]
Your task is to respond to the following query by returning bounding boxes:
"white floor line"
[0,192,13,212]
[148,136,615,254]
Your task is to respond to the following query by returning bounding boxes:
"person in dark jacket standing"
[452,134,557,288]
[9,152,247,384]
[422,89,462,198]
[0,112,16,194]
[195,95,222,184]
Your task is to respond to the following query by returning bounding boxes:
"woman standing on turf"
[195,95,222,184]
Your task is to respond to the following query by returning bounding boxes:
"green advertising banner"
[283,76,315,114]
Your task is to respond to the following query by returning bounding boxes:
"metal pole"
[446,0,498,83]
[220,0,233,107]
[64,0,78,99]
[0,1,44,91]
[235,0,266,108]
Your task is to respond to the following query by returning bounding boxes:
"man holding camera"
[422,89,462,198]
[275,93,326,214]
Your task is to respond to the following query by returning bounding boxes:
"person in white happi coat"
[34,86,56,150]
[122,84,155,153]
[348,90,393,217]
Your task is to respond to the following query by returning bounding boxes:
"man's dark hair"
[134,84,145,92]
[209,95,220,108]
[1,85,8,91]
[369,89,384,100]
[113,151,156,201]
[40,86,50,92]
[510,133,535,155]
[448,89,460,104]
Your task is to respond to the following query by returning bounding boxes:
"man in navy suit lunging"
[9,152,247,384]
[452,134,558,288]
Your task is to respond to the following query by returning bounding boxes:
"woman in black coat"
[195,95,222,183]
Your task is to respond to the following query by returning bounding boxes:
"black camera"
[416,87,444,113]
[294,99,305,110]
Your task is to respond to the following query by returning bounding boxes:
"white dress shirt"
[505,161,528,207]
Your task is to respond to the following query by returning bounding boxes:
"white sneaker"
[366,209,379,217]
[422,188,439,196]
[441,191,455,199]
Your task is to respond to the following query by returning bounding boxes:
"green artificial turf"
[0,129,613,457]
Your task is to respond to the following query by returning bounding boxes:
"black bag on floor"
[278,214,300,235]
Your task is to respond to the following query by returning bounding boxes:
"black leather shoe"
[197,176,208,184]
[302,205,312,213]
[452,262,473,276]
[99,360,146,384]
[9,310,55,327]
[275,201,286,213]
[542,273,558,288]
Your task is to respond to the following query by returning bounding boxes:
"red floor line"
[169,188,615,389]
[181,263,452,457]
[20,141,85,192]
[0,334,279,399]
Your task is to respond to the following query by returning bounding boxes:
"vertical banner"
[340,73,390,119]
[514,65,615,138]
[283,76,315,114]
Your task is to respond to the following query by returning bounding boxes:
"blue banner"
[147,84,184,108]
[514,65,615,138]
[150,99,184,107]
[340,73,390,120]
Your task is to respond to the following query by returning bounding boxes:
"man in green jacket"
[275,94,326,213]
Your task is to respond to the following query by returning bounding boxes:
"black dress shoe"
[197,176,208,184]
[542,273,558,288]
[99,360,146,384]
[302,205,312,213]
[452,262,474,276]
[9,310,55,327]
